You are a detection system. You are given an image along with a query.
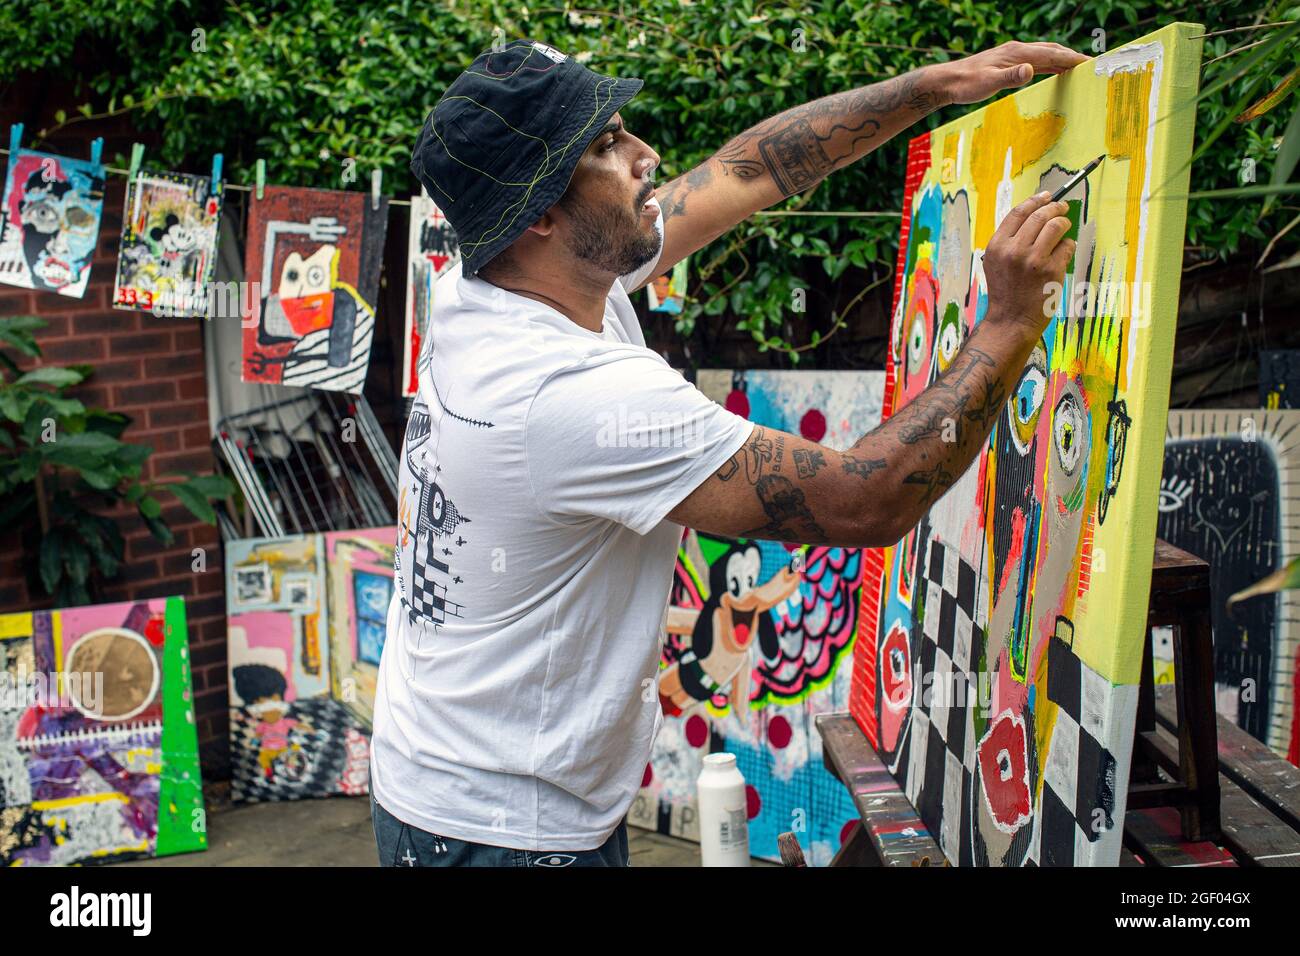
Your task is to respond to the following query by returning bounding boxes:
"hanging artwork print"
[647,256,689,314]
[114,168,222,316]
[850,23,1203,865]
[403,188,460,397]
[1158,410,1300,765]
[242,186,389,393]
[0,597,205,865]
[0,132,105,299]
[226,529,395,801]
[631,370,884,865]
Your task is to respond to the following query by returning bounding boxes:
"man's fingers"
[994,193,1052,242]
[1016,42,1090,74]
[1030,214,1074,261]
[1015,199,1070,244]
[1002,63,1033,87]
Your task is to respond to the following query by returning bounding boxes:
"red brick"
[38,337,106,363]
[131,429,181,454]
[75,358,143,385]
[72,311,136,335]
[178,376,207,400]
[149,401,206,428]
[33,315,70,338]
[0,291,35,315]
[110,332,169,357]
[150,450,218,479]
[181,424,210,449]
[113,380,177,406]
[173,327,202,352]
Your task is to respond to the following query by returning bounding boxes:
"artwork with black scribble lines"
[241,186,388,393]
[1159,410,1300,765]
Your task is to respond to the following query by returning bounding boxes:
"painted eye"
[1009,364,1045,454]
[936,303,962,371]
[1053,393,1083,475]
[1157,476,1192,512]
[430,488,445,522]
[907,311,928,375]
[307,265,327,287]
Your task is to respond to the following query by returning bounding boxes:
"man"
[372,36,1088,867]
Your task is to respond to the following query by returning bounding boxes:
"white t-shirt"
[371,201,754,851]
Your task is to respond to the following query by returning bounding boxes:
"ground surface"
[121,785,778,867]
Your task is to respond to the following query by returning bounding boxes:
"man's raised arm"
[633,41,1087,291]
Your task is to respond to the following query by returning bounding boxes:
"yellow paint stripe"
[32,792,129,810]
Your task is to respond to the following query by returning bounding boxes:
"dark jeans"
[371,793,630,867]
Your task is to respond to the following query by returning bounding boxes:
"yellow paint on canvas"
[904,23,1203,685]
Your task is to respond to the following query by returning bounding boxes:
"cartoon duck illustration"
[658,540,799,723]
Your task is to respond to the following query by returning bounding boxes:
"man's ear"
[525,210,556,238]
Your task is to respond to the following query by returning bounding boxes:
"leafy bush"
[1,0,1294,361]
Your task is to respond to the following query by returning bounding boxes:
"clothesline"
[0,146,903,217]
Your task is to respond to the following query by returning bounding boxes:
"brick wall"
[0,176,232,780]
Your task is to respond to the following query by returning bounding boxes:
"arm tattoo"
[716,69,947,199]
[793,448,827,477]
[740,475,828,543]
[841,454,887,480]
[903,463,957,507]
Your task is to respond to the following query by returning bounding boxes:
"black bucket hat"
[410,39,644,276]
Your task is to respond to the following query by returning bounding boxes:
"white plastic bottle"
[697,753,751,866]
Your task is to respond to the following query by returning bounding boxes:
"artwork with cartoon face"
[242,186,389,393]
[1158,410,1300,765]
[636,368,885,865]
[0,148,105,298]
[851,23,1203,865]
[113,168,222,316]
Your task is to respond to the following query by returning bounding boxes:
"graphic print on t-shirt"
[396,397,469,632]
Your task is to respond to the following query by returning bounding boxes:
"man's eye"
[602,138,616,152]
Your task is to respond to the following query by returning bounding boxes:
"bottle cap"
[703,753,737,769]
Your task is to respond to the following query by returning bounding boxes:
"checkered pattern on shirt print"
[897,535,1121,866]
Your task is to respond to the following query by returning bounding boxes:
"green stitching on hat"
[420,43,632,260]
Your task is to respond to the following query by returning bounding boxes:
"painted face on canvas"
[19,170,99,291]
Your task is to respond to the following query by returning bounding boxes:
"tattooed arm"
[629,41,1086,292]
[667,193,1077,546]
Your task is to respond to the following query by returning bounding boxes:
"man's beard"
[558,187,660,277]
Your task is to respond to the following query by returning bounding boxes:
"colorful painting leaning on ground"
[226,528,395,801]
[849,23,1204,866]
[402,188,461,398]
[0,139,106,298]
[0,597,205,865]
[632,370,883,865]
[241,186,389,393]
[1158,410,1300,765]
[113,167,223,317]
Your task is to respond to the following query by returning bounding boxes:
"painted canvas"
[0,597,204,865]
[850,23,1204,865]
[1261,350,1300,410]
[114,168,223,316]
[324,529,395,729]
[1158,410,1300,765]
[227,528,395,801]
[0,147,105,298]
[402,188,460,397]
[632,370,883,865]
[242,186,389,393]
[648,257,689,314]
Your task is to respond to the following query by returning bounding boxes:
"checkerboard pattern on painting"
[891,536,984,865]
[230,698,369,802]
[894,536,1121,866]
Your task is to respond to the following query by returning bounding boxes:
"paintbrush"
[777,831,807,867]
[1049,154,1105,203]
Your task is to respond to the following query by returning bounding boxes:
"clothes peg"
[371,168,382,210]
[255,158,266,200]
[127,143,144,183]
[210,152,224,197]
